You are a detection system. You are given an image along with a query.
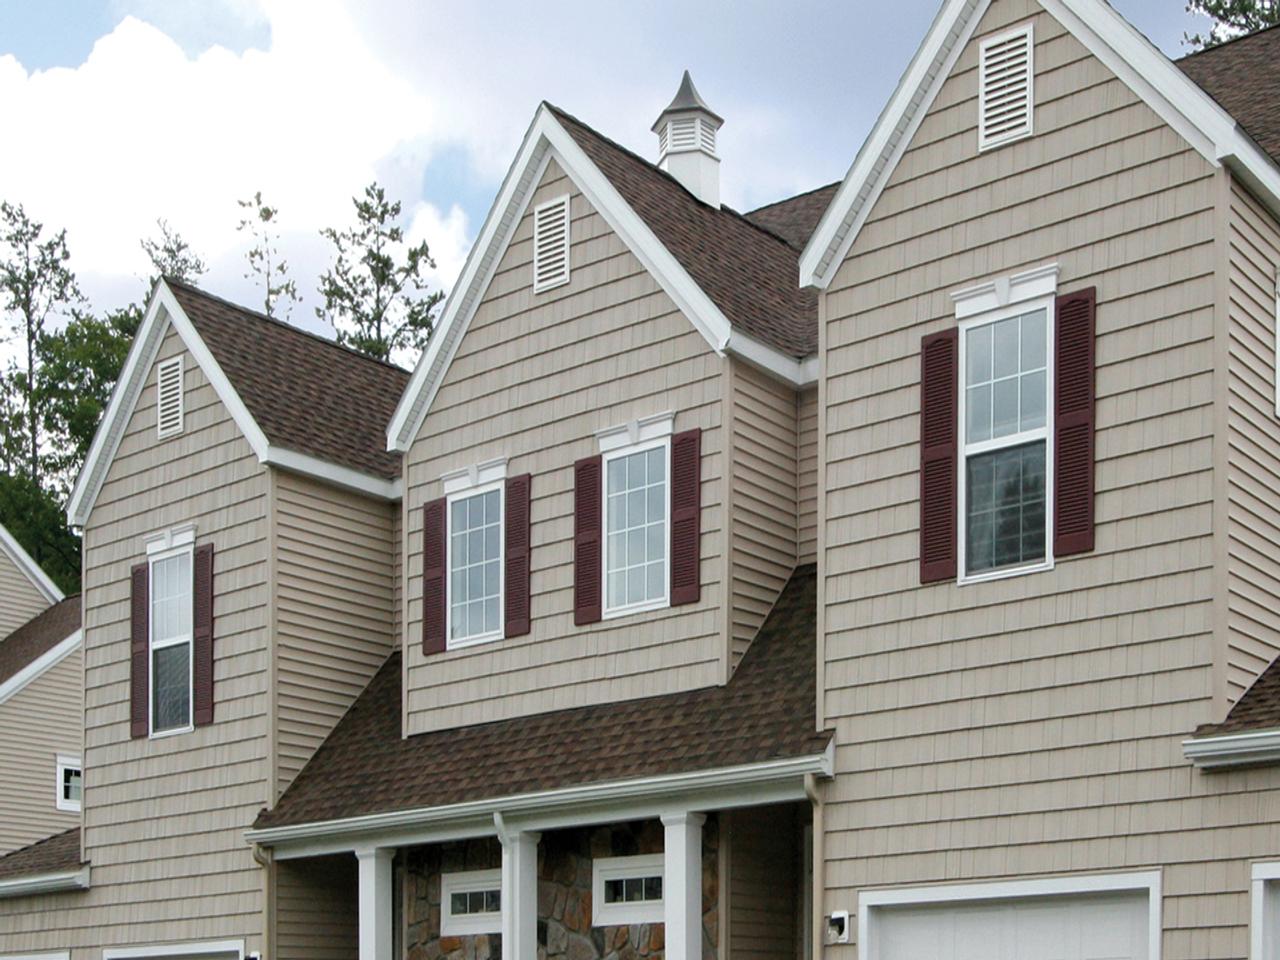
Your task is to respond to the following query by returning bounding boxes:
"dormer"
[651,71,723,208]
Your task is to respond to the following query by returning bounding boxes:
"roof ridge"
[164,277,411,378]
[1176,20,1280,61]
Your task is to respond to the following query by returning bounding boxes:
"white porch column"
[356,846,394,960]
[662,812,706,960]
[501,829,541,960]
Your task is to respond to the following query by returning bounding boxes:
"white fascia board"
[246,750,832,857]
[1183,727,1280,768]
[101,941,244,960]
[0,630,81,706]
[0,523,63,604]
[723,330,819,388]
[263,447,402,501]
[387,105,738,453]
[0,864,89,900]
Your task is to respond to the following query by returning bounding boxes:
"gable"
[0,524,61,638]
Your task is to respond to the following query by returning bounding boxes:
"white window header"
[596,411,674,453]
[144,523,197,556]
[441,457,508,496]
[952,263,1058,320]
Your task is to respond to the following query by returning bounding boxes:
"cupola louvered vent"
[533,194,571,293]
[156,356,184,439]
[978,23,1034,151]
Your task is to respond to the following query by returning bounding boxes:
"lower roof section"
[1185,652,1280,768]
[251,565,830,843]
[0,827,87,897]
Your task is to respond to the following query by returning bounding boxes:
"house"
[1,1,1280,959]
[0,521,65,638]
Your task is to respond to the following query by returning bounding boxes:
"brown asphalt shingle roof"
[1194,654,1280,738]
[0,828,82,881]
[167,280,410,481]
[255,565,830,830]
[549,105,820,358]
[1178,24,1280,166]
[0,596,79,688]
[745,183,841,253]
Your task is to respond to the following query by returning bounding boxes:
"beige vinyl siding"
[817,2,1280,958]
[0,646,81,853]
[727,805,800,960]
[272,469,396,796]
[0,323,270,958]
[0,547,53,638]
[728,359,799,668]
[402,158,726,735]
[797,388,818,565]
[1223,178,1280,703]
[274,855,357,960]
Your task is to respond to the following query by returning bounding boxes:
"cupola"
[651,71,723,208]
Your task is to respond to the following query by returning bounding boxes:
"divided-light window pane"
[152,641,191,731]
[966,441,1046,573]
[450,489,502,640]
[965,309,1047,444]
[605,447,666,611]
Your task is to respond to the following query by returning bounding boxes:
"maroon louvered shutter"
[505,474,532,637]
[130,563,149,739]
[422,499,447,654]
[669,428,702,606]
[920,328,959,583]
[192,543,215,727]
[1054,287,1097,556]
[573,456,603,625]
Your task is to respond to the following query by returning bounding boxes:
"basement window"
[979,23,1035,151]
[592,854,664,926]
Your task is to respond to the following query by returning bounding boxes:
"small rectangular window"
[447,485,504,647]
[156,356,184,439]
[441,870,502,936]
[603,440,669,616]
[592,854,664,925]
[533,194,571,293]
[979,23,1034,151]
[150,545,193,734]
[55,754,82,813]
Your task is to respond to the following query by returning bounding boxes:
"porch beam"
[500,829,541,960]
[355,846,394,960]
[662,812,706,960]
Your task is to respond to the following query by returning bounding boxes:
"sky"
[0,0,1214,353]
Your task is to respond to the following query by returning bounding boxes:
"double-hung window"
[959,302,1052,579]
[603,438,669,617]
[448,482,504,647]
[149,542,194,735]
[55,754,82,813]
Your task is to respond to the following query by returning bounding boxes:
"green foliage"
[0,471,81,595]
[1185,0,1279,48]
[141,218,207,287]
[237,191,299,319]
[317,182,443,363]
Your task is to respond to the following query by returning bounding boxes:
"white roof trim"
[386,105,813,453]
[1183,727,1280,768]
[67,281,399,526]
[800,0,1280,290]
[0,523,63,604]
[0,629,80,707]
[0,864,89,900]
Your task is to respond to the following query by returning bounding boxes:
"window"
[156,356,184,438]
[441,870,501,936]
[979,23,1034,151]
[533,194,571,292]
[149,541,194,735]
[592,854,664,926]
[603,439,669,617]
[447,485,504,647]
[959,303,1052,579]
[55,754,81,813]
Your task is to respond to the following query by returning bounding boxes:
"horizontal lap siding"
[272,470,396,796]
[728,805,800,960]
[729,359,799,669]
[1225,180,1280,702]
[818,3,1279,958]
[0,549,51,638]
[404,158,725,735]
[0,324,270,958]
[274,855,358,960]
[798,388,818,564]
[0,649,81,853]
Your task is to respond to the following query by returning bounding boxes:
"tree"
[141,218,207,286]
[0,201,83,490]
[0,471,81,594]
[1185,0,1279,48]
[237,191,299,319]
[316,182,444,362]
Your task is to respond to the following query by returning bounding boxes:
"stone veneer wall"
[405,818,720,960]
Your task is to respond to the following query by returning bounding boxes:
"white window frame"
[956,295,1056,584]
[978,22,1035,152]
[441,458,508,650]
[599,414,673,619]
[532,194,571,293]
[145,524,197,739]
[857,870,1162,960]
[155,355,185,439]
[54,754,81,813]
[440,868,502,936]
[102,941,244,960]
[1253,861,1280,960]
[592,853,665,926]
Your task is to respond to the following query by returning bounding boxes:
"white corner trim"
[0,865,90,900]
[596,412,675,453]
[1183,727,1280,768]
[0,523,63,603]
[857,869,1162,960]
[441,457,509,495]
[0,630,81,707]
[262,446,402,501]
[724,330,818,387]
[951,263,1059,319]
[101,941,244,960]
[591,854,665,926]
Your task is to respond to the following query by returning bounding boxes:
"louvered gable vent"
[156,356,184,439]
[978,23,1034,151]
[533,194,571,293]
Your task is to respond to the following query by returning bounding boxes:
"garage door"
[872,891,1149,960]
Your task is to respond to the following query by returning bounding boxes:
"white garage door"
[872,891,1149,960]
